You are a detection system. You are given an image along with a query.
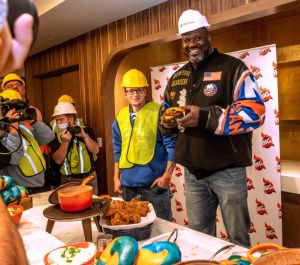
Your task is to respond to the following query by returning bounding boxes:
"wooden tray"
[43,198,109,221]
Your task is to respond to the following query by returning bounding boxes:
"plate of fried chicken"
[99,198,156,230]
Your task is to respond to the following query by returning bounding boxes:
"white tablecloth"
[19,191,247,264]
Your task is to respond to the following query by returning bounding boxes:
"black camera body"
[67,126,81,135]
[0,98,37,121]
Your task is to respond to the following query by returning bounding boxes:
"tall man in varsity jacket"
[112,69,177,221]
[161,10,266,247]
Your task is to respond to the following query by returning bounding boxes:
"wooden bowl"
[253,249,300,265]
[7,205,23,225]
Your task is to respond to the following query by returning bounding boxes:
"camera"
[67,126,81,135]
[0,97,37,121]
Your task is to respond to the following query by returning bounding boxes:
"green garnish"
[60,247,80,259]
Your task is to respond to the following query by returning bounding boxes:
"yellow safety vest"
[116,102,161,169]
[18,125,46,177]
[60,139,92,175]
[53,128,92,176]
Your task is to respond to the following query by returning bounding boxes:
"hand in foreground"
[0,14,33,75]
[176,105,200,128]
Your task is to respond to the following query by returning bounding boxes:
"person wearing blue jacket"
[112,69,177,221]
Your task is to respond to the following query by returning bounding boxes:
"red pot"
[57,185,93,212]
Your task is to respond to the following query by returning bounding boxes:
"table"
[19,191,247,265]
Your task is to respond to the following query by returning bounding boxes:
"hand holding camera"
[60,129,72,144]
[0,97,37,122]
[5,109,19,132]
[66,125,81,136]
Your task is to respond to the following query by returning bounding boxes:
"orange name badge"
[203,71,222,81]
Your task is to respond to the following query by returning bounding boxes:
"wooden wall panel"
[24,0,298,194]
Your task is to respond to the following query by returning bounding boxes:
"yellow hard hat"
[121,69,148,88]
[58,95,75,104]
[0,89,22,100]
[52,102,77,117]
[1,73,25,90]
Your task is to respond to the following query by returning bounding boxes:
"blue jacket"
[112,105,177,187]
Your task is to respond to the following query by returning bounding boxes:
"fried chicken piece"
[103,198,150,226]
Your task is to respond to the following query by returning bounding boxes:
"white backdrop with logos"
[150,44,282,245]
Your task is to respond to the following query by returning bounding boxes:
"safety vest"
[18,125,46,177]
[60,138,92,175]
[116,102,161,169]
[53,126,92,176]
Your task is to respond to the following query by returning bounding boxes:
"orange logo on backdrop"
[250,65,263,80]
[265,223,277,239]
[256,198,267,215]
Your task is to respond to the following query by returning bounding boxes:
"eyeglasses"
[125,88,145,96]
[5,82,24,89]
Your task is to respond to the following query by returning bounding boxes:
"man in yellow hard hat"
[112,69,177,221]
[1,73,51,156]
[49,102,99,193]
[1,73,44,121]
[0,89,24,169]
[0,89,55,193]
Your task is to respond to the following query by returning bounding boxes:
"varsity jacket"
[163,49,265,176]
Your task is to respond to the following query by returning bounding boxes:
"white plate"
[141,230,233,261]
[100,202,156,231]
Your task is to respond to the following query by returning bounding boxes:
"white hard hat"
[178,9,210,35]
[52,102,77,117]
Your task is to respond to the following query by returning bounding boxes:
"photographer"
[0,90,24,169]
[49,102,99,194]
[2,73,44,124]
[0,90,54,193]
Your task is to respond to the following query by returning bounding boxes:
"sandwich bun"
[164,106,185,120]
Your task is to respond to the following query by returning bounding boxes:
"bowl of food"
[43,242,97,265]
[100,198,156,240]
[51,176,94,212]
[57,185,93,212]
[7,205,24,225]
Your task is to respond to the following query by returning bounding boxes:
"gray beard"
[190,54,205,67]
[189,47,213,67]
